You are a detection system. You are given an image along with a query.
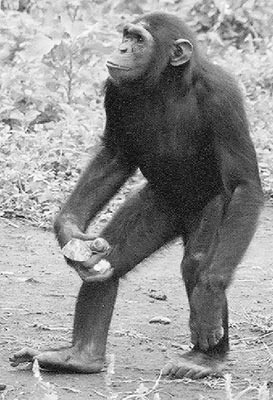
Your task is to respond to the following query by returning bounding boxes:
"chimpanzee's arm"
[201,104,264,290]
[54,145,136,248]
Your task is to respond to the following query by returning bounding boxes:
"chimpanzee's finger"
[72,232,97,241]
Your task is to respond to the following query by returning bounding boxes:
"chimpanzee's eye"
[136,34,144,43]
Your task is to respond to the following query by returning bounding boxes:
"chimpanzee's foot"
[10,347,104,373]
[10,348,39,366]
[162,350,225,379]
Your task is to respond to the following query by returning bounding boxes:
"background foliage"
[0,0,273,227]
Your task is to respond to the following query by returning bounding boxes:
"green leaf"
[23,34,55,60]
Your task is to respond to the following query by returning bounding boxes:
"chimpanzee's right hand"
[72,252,114,283]
[56,219,114,282]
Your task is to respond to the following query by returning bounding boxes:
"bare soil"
[0,207,273,400]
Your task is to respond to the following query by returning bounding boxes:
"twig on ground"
[0,217,19,228]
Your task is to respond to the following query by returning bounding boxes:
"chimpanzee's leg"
[10,279,119,373]
[10,185,180,373]
[102,185,180,276]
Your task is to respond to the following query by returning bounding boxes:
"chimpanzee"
[10,12,263,378]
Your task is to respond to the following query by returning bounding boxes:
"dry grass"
[1,358,267,400]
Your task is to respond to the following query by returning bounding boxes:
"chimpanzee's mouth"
[106,61,131,71]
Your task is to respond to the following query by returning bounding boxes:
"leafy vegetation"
[0,0,272,227]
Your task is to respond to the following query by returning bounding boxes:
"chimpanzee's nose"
[119,42,129,53]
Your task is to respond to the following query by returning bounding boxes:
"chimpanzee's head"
[106,12,195,85]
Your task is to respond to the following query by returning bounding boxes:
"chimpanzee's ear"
[170,39,193,66]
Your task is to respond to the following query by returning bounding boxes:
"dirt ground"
[0,206,273,400]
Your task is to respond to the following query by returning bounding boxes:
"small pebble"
[148,290,167,301]
[62,239,91,262]
[149,316,171,325]
[93,259,111,274]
